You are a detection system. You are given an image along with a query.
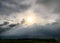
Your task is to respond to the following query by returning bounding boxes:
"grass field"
[0,39,60,43]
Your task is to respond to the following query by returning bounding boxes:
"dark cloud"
[0,0,60,39]
[0,0,31,15]
[0,22,60,39]
[0,21,9,26]
[0,21,18,33]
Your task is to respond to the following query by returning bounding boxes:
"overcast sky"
[0,0,60,39]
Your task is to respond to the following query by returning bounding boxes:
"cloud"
[0,0,60,39]
[36,0,60,14]
[0,22,60,39]
[0,21,19,33]
[0,0,32,15]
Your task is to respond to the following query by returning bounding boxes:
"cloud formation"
[0,0,32,15]
[0,0,60,39]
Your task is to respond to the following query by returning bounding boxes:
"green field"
[0,39,60,43]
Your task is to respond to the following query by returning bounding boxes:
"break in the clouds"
[0,0,60,39]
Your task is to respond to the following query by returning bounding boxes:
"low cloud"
[0,22,60,39]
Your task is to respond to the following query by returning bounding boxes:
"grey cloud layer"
[0,0,31,15]
[0,23,60,39]
[36,0,60,14]
[0,0,60,15]
[0,0,60,39]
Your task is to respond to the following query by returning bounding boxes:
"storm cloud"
[0,0,32,15]
[0,0,60,39]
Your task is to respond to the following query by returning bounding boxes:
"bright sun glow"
[27,17,33,23]
[21,10,55,26]
[25,16,35,25]
[7,9,56,26]
[22,10,37,25]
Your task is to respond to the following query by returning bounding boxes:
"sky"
[0,0,60,39]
